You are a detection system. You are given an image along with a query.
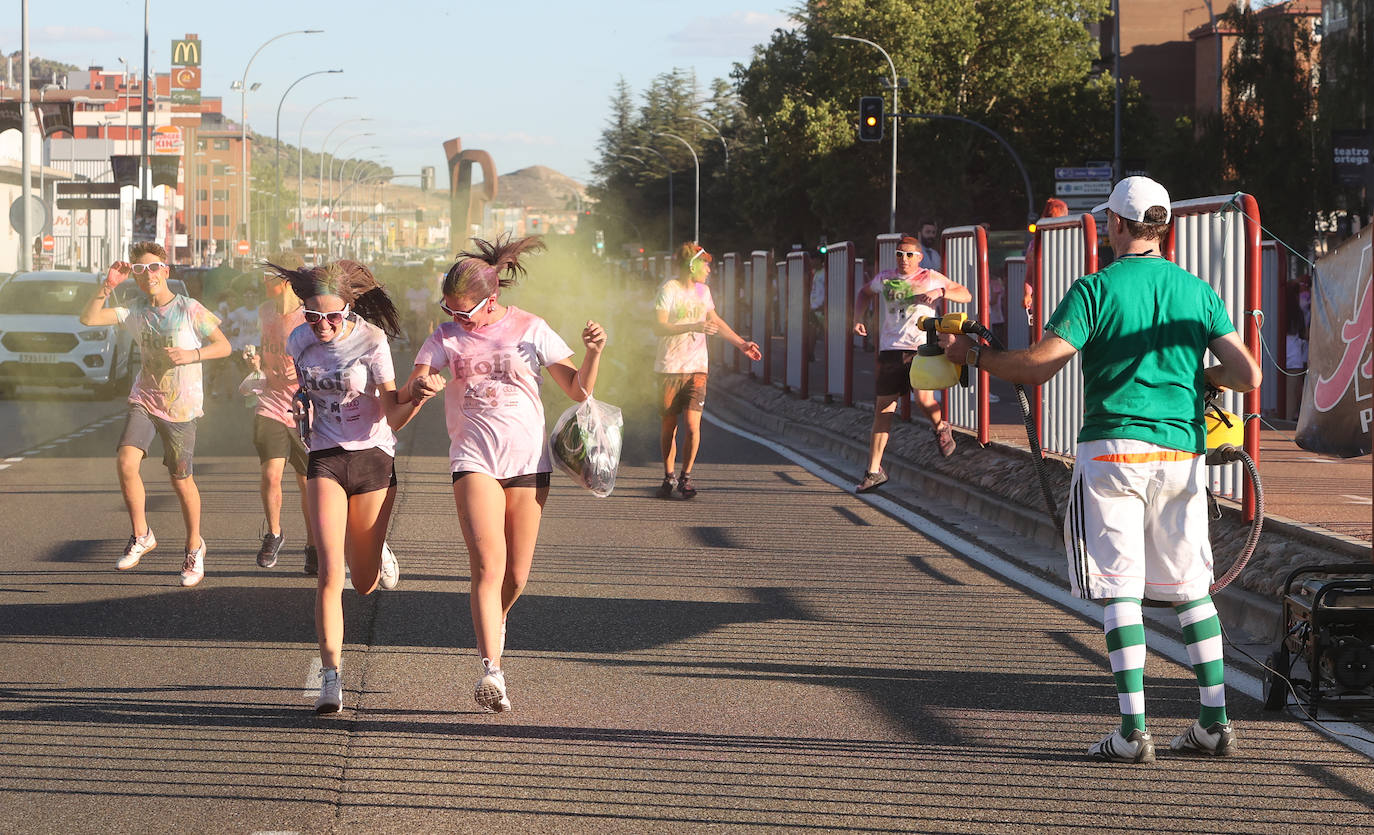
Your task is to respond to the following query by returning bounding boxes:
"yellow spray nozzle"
[915,312,970,335]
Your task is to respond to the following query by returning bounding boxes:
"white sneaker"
[180,540,206,587]
[1088,728,1155,763]
[474,658,511,713]
[118,530,156,570]
[379,541,399,590]
[315,667,342,714]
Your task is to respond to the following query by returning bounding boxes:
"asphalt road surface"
[1,379,1372,833]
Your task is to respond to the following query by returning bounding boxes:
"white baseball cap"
[1092,176,1172,223]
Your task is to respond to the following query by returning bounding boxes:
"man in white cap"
[942,176,1261,764]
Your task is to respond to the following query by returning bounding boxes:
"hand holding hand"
[412,373,447,400]
[104,262,132,292]
[583,320,607,352]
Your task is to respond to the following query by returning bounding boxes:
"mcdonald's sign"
[172,38,201,67]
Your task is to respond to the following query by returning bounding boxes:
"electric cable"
[1219,620,1374,745]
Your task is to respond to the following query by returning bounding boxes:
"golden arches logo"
[171,39,201,66]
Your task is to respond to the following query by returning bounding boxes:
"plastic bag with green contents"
[549,396,623,497]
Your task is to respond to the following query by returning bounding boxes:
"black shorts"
[306,447,397,496]
[118,404,197,479]
[252,415,309,475]
[875,350,917,397]
[452,471,551,489]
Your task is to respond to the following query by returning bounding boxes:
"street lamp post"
[331,146,379,256]
[273,69,342,252]
[297,96,356,248]
[653,132,699,245]
[238,29,322,259]
[834,33,898,234]
[628,144,673,254]
[320,132,373,257]
[682,116,728,168]
[316,119,370,253]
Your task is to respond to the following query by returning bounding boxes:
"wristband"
[195,348,201,362]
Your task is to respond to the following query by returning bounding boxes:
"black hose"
[1208,448,1264,596]
[964,321,1063,531]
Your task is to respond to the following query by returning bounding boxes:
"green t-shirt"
[1044,255,1235,453]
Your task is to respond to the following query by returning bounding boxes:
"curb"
[707,374,1363,649]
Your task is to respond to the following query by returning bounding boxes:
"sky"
[7,0,796,186]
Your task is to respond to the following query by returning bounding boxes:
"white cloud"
[669,11,795,59]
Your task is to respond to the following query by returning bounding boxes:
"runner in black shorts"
[240,257,317,570]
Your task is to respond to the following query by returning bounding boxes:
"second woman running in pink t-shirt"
[401,234,606,713]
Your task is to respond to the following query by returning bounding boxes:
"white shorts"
[1064,438,1214,602]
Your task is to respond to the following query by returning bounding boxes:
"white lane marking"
[38,445,57,451]
[705,410,1374,761]
[0,464,8,471]
[1298,457,1336,463]
[4,458,21,463]
[1341,494,1372,505]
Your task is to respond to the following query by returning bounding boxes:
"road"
[0,382,1372,833]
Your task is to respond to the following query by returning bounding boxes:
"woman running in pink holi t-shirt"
[400,234,607,714]
[274,259,422,715]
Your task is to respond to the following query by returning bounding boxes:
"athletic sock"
[1103,597,1147,735]
[1175,596,1228,727]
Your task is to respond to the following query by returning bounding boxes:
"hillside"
[493,165,586,211]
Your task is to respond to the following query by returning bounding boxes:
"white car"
[0,270,136,397]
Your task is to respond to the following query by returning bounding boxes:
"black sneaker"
[257,532,285,568]
[1089,728,1156,764]
[855,468,888,493]
[304,545,319,576]
[1170,721,1236,756]
[677,473,698,499]
[655,475,677,499]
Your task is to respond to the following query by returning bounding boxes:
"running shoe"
[1169,721,1236,756]
[180,540,206,587]
[855,468,888,493]
[1088,728,1155,763]
[256,531,285,569]
[304,545,319,576]
[117,529,156,570]
[934,423,956,457]
[655,475,676,499]
[474,658,511,713]
[677,473,698,499]
[379,541,400,590]
[315,667,342,714]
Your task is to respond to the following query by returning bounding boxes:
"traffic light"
[858,96,883,142]
[420,166,434,192]
[818,235,828,256]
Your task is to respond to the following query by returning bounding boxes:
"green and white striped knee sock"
[1176,596,1228,727]
[1103,597,1147,735]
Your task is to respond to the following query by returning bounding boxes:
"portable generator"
[1263,563,1374,714]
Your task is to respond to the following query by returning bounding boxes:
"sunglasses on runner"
[303,305,350,326]
[894,250,919,258]
[130,262,168,274]
[439,296,490,322]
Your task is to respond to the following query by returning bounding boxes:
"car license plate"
[18,353,61,363]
